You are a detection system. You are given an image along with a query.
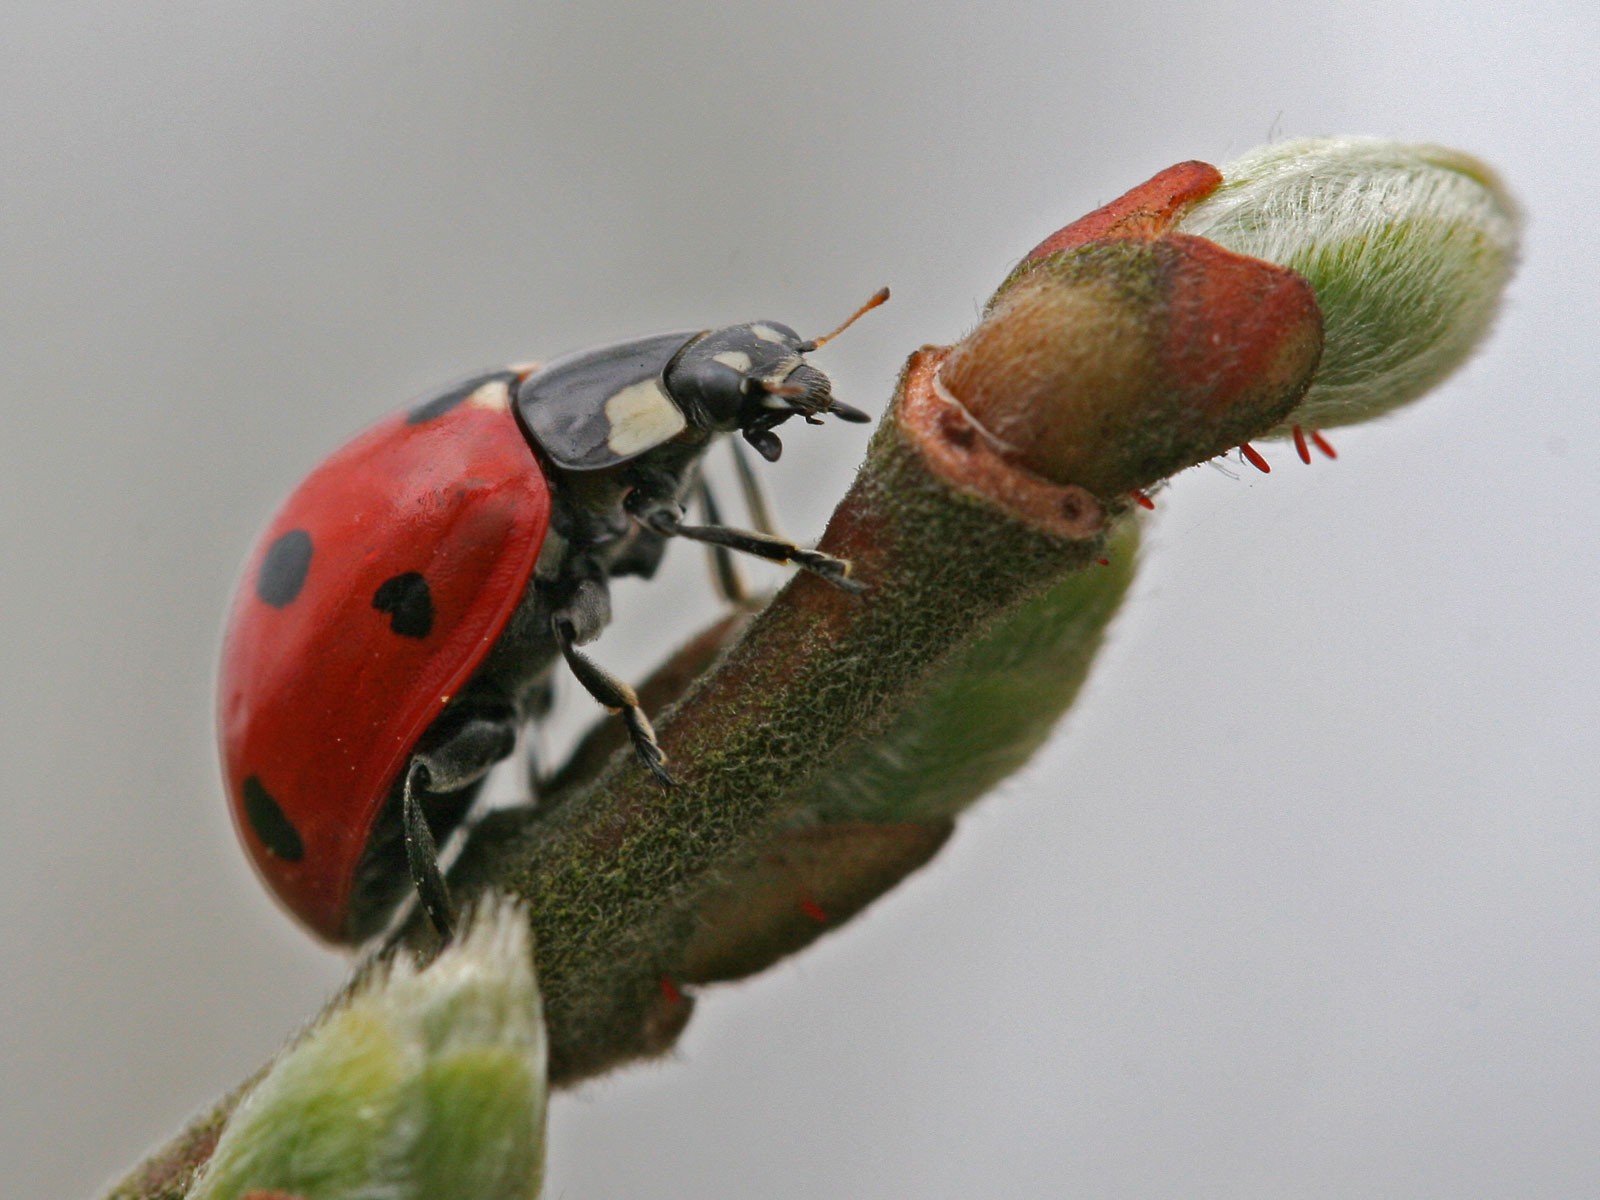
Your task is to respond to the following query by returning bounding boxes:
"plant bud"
[1177,136,1521,431]
[189,899,547,1200]
[940,163,1323,498]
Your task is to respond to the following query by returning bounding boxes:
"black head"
[662,288,887,461]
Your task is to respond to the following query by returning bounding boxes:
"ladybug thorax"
[521,438,698,595]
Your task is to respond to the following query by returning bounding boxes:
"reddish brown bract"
[943,160,1324,500]
[1016,159,1225,264]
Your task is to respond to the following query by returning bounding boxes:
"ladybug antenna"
[796,286,890,354]
[826,398,871,423]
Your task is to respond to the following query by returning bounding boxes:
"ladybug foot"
[788,545,865,594]
[623,706,676,787]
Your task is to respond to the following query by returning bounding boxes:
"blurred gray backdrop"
[3,4,1595,1197]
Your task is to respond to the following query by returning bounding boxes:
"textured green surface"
[408,1050,544,1200]
[183,903,546,1200]
[671,520,1139,985]
[450,393,1110,1082]
[801,518,1140,824]
[187,1008,407,1199]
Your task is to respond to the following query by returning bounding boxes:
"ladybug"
[219,289,888,945]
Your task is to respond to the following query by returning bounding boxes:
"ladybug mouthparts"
[749,360,867,423]
[734,358,871,460]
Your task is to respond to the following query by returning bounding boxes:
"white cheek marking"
[751,324,787,343]
[468,380,513,411]
[713,350,752,372]
[605,379,689,456]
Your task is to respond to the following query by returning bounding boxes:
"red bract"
[940,161,1324,499]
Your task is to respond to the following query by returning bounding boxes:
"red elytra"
[217,376,549,942]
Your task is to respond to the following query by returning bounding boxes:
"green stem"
[437,346,1112,1082]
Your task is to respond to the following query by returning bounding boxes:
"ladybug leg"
[551,610,676,787]
[652,514,864,594]
[728,436,781,538]
[629,495,864,595]
[523,678,555,798]
[696,476,748,606]
[403,705,520,940]
[402,761,455,940]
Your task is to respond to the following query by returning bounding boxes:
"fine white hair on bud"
[1177,136,1521,433]
[189,897,547,1200]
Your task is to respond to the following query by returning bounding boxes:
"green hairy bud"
[188,898,547,1200]
[1178,136,1521,433]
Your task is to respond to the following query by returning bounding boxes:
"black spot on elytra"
[256,529,313,607]
[243,775,304,861]
[373,571,435,638]
[406,370,515,425]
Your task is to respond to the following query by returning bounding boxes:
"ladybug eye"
[663,349,751,429]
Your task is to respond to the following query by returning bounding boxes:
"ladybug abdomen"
[218,371,550,943]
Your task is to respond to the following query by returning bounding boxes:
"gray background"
[3,4,1595,1197]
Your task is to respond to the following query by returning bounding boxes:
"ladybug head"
[662,288,888,462]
